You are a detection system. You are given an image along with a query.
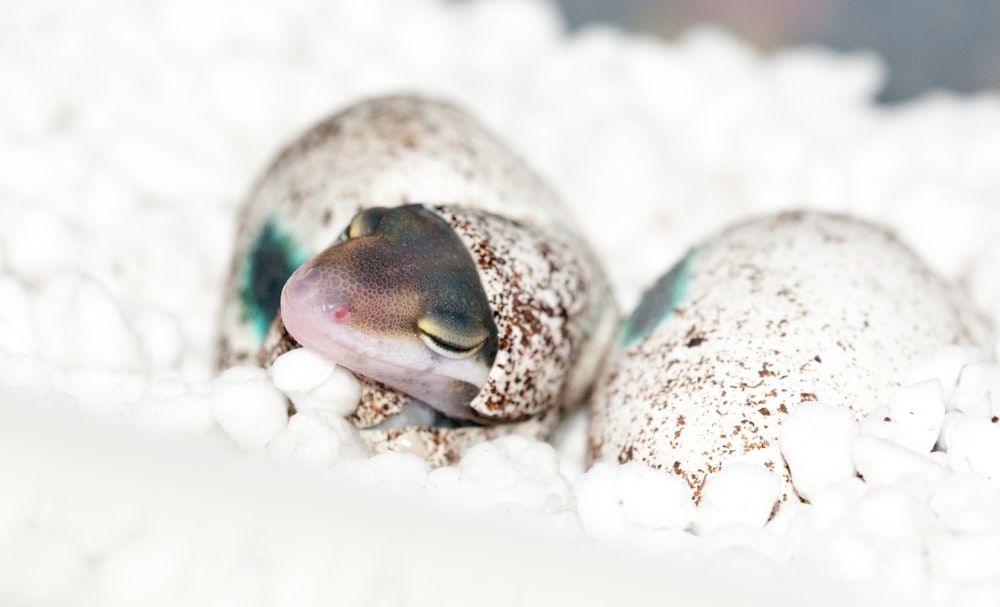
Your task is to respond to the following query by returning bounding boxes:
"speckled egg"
[219,96,619,466]
[587,211,987,501]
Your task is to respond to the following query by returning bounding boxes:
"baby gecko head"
[280,204,499,423]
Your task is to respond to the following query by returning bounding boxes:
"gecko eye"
[417,312,490,359]
[346,207,388,239]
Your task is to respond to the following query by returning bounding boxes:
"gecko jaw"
[280,266,493,423]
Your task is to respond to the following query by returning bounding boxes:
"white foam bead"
[989,375,1000,418]
[210,366,288,451]
[938,411,965,452]
[629,527,699,556]
[493,477,559,514]
[820,519,877,582]
[574,462,633,544]
[95,527,193,607]
[269,348,333,392]
[133,378,214,435]
[68,279,145,372]
[62,369,148,422]
[34,275,144,372]
[0,459,39,544]
[455,439,521,489]
[267,410,367,467]
[573,115,664,237]
[769,47,882,113]
[695,462,782,535]
[929,450,949,467]
[0,277,36,357]
[368,452,429,493]
[534,508,582,542]
[422,466,474,511]
[860,379,945,454]
[290,377,363,420]
[941,582,1000,607]
[877,545,927,606]
[269,349,361,417]
[457,436,562,513]
[807,477,867,531]
[0,64,62,138]
[852,434,946,489]
[854,486,927,552]
[780,402,859,502]
[904,346,982,399]
[458,434,560,489]
[930,472,1000,534]
[928,529,1000,582]
[967,237,1000,308]
[703,545,779,587]
[0,528,88,605]
[954,393,993,418]
[950,362,997,414]
[195,560,267,607]
[2,205,77,280]
[773,506,817,564]
[325,457,379,491]
[485,501,549,532]
[423,466,560,516]
[943,414,1000,482]
[453,4,557,92]
[176,313,220,380]
[618,461,696,532]
[887,182,985,278]
[132,309,185,370]
[137,229,207,316]
[548,406,589,482]
[49,483,147,559]
[547,474,574,513]
[927,579,999,607]
[699,523,783,562]
[81,168,141,227]
[763,496,809,541]
[1,359,62,403]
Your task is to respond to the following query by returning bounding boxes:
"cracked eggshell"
[355,204,619,467]
[221,96,618,467]
[588,211,987,502]
[219,95,578,370]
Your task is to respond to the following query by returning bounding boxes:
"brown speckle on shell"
[220,96,619,466]
[588,212,986,502]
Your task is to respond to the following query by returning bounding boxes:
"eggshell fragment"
[588,211,985,500]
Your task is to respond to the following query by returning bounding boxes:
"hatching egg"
[218,96,619,466]
[588,211,986,501]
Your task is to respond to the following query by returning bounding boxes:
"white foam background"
[3,0,1000,605]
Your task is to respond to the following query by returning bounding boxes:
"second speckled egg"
[588,211,986,501]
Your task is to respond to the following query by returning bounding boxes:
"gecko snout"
[280,264,354,346]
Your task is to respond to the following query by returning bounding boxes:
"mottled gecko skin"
[219,96,618,465]
[281,204,500,424]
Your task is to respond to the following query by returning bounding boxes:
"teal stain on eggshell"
[621,249,696,348]
[239,216,309,342]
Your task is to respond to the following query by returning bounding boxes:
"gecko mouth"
[280,260,497,424]
[366,397,485,431]
[277,203,501,425]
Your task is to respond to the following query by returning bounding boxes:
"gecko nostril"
[331,307,351,323]
[283,266,317,298]
[280,263,354,353]
[281,264,353,324]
